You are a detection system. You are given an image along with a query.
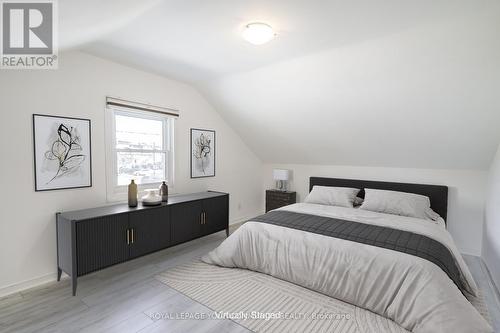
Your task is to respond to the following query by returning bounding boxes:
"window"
[105,103,175,201]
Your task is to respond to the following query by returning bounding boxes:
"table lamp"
[273,169,290,191]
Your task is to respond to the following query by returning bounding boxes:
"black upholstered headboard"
[309,177,449,223]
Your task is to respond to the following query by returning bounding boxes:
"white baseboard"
[230,211,263,225]
[0,272,61,298]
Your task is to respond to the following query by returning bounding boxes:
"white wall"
[263,164,487,255]
[0,51,264,296]
[482,144,500,290]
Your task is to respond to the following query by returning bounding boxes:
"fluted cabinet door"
[76,215,129,276]
[203,196,229,235]
[129,207,170,259]
[171,201,202,245]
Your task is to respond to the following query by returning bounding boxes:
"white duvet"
[202,203,492,333]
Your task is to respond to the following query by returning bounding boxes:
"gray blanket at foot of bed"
[251,210,465,293]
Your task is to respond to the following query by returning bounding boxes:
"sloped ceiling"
[63,0,500,169]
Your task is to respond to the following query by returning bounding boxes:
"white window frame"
[105,106,175,202]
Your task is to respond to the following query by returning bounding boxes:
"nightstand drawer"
[266,190,296,212]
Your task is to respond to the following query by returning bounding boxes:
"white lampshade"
[273,169,290,181]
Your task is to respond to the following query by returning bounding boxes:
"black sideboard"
[56,191,229,295]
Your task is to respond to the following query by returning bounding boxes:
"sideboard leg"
[226,227,230,237]
[72,276,77,296]
[57,267,62,281]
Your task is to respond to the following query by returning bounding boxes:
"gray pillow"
[305,186,360,208]
[360,189,439,220]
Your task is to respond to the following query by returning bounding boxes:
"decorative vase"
[128,180,138,207]
[159,181,168,202]
[142,189,162,206]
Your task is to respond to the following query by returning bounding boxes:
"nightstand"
[266,190,297,212]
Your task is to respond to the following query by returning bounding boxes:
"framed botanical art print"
[191,128,215,178]
[33,114,92,191]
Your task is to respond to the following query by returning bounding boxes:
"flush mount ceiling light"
[242,22,276,45]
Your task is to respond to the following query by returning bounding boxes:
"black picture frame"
[33,114,93,191]
[190,128,216,178]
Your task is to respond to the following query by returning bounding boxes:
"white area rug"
[156,260,491,333]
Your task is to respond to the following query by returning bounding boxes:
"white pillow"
[360,189,439,220]
[305,186,360,208]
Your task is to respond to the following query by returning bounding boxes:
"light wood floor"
[1,230,499,333]
[463,254,500,331]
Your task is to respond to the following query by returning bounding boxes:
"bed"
[202,177,492,333]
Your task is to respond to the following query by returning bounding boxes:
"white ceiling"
[62,0,500,169]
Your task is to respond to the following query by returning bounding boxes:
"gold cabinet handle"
[126,229,130,245]
[131,228,135,244]
[203,212,206,224]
